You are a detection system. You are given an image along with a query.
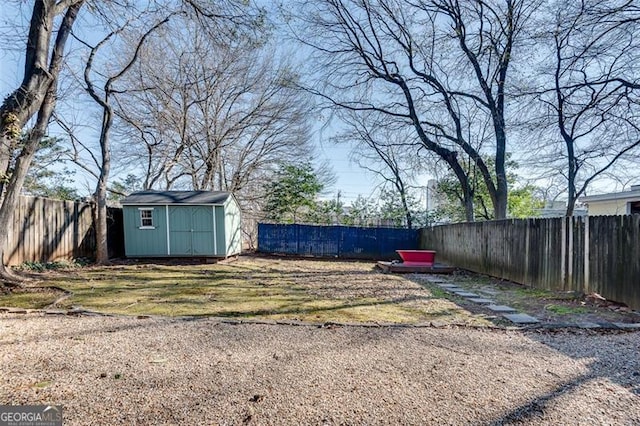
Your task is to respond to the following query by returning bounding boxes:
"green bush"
[18,258,91,272]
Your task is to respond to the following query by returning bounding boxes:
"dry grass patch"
[0,256,490,325]
[0,288,61,309]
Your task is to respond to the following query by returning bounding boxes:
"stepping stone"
[479,288,499,296]
[454,291,480,298]
[577,322,602,329]
[468,298,494,305]
[438,284,460,289]
[502,313,540,324]
[487,305,517,313]
[427,277,448,283]
[613,323,640,330]
[596,322,617,329]
[442,287,463,292]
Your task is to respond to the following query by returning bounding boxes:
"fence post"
[584,216,590,294]
[524,219,529,283]
[567,216,574,288]
[73,201,79,259]
[560,217,566,287]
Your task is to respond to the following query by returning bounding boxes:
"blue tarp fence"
[257,223,419,260]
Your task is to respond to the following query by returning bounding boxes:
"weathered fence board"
[4,196,96,265]
[587,215,640,308]
[420,216,640,310]
[258,223,419,260]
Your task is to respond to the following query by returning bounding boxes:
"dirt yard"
[0,314,638,425]
[1,257,639,424]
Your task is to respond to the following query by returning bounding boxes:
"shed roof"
[121,190,232,205]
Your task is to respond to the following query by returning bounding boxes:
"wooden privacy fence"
[420,215,640,310]
[258,223,419,260]
[4,196,96,265]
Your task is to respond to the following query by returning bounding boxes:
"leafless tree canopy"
[286,0,640,218]
[82,8,314,243]
[46,0,312,238]
[335,111,423,227]
[113,15,312,195]
[525,0,640,214]
[293,0,539,220]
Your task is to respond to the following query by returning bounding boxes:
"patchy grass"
[0,288,61,309]
[0,257,490,325]
[515,287,555,298]
[545,304,591,315]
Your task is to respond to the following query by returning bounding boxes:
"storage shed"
[121,190,241,258]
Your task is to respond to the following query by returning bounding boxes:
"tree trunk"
[449,158,475,222]
[94,108,112,265]
[400,79,475,222]
[0,114,51,282]
[565,156,578,217]
[462,193,474,223]
[0,1,83,285]
[0,1,55,193]
[84,16,171,265]
[494,129,509,219]
[0,73,60,282]
[447,0,515,220]
[400,191,412,229]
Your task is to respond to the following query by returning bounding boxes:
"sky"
[315,139,384,202]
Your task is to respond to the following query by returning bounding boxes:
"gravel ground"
[1,313,639,425]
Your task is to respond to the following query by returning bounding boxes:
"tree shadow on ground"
[401,272,640,423]
[487,329,640,424]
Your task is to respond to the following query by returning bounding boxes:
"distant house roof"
[121,190,232,205]
[580,186,640,204]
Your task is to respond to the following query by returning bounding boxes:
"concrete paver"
[502,313,540,324]
[468,298,494,305]
[487,305,517,313]
[437,284,460,289]
[454,291,480,297]
[613,322,640,329]
[425,274,639,329]
[577,322,602,329]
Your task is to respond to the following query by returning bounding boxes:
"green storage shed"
[121,190,242,258]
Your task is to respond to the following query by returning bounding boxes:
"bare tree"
[79,15,172,265]
[294,0,536,220]
[531,0,640,215]
[337,113,424,228]
[0,0,83,283]
[112,14,313,215]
